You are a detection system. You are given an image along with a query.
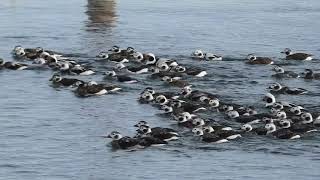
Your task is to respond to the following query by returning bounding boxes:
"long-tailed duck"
[192,127,229,143]
[268,82,308,95]
[271,66,300,78]
[281,48,313,60]
[246,54,274,65]
[104,71,139,83]
[265,123,301,139]
[302,69,320,80]
[49,74,84,87]
[136,125,179,141]
[3,61,28,70]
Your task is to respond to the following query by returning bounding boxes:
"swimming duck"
[168,100,207,113]
[97,51,129,63]
[271,66,300,78]
[132,52,157,65]
[114,63,149,74]
[175,112,197,128]
[106,131,141,150]
[136,125,179,141]
[268,82,308,95]
[74,81,120,97]
[241,123,268,135]
[204,53,223,61]
[49,74,84,87]
[246,54,274,65]
[192,127,229,143]
[279,119,317,134]
[0,58,5,69]
[104,71,139,83]
[181,86,218,100]
[139,91,155,103]
[174,65,207,77]
[265,123,300,139]
[191,49,205,59]
[281,48,313,60]
[69,64,95,76]
[3,61,28,70]
[149,67,183,80]
[12,45,26,58]
[162,76,189,88]
[302,69,320,80]
[137,136,168,147]
[263,93,276,107]
[227,110,275,124]
[134,121,178,135]
[202,125,241,140]
[22,47,43,59]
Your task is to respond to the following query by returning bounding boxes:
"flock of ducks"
[2,45,320,150]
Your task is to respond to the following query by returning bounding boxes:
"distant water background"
[0,0,320,179]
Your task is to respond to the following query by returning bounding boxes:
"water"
[0,0,320,179]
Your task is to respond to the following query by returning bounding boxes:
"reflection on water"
[86,0,117,31]
[83,0,118,53]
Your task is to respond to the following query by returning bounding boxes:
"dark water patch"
[0,164,21,168]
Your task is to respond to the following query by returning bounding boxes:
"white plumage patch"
[215,139,229,144]
[124,80,138,84]
[151,144,166,147]
[134,68,149,74]
[289,135,301,140]
[305,56,313,61]
[80,70,95,76]
[17,66,28,70]
[95,89,108,95]
[226,134,242,140]
[221,127,233,131]
[121,59,130,63]
[164,136,179,141]
[195,71,207,77]
[110,87,122,92]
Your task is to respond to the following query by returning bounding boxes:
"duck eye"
[148,57,155,61]
[114,135,119,139]
[250,57,255,61]
[305,117,311,121]
[178,117,184,122]
[266,98,272,103]
[205,129,210,133]
[161,66,167,70]
[196,131,201,135]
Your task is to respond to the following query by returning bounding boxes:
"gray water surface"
[0,0,320,179]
